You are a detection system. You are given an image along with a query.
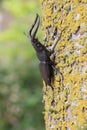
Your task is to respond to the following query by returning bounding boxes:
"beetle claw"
[29,14,40,40]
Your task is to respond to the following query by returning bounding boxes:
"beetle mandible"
[28,14,59,87]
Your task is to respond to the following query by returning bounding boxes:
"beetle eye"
[37,44,40,47]
[40,46,43,50]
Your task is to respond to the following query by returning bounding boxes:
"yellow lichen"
[40,0,87,129]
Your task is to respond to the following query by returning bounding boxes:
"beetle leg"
[51,65,64,87]
[50,34,61,54]
[29,14,40,40]
[56,69,63,87]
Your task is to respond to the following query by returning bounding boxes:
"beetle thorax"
[37,50,50,62]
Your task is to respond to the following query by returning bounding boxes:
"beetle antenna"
[23,32,28,38]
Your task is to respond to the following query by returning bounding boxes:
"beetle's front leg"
[47,33,61,64]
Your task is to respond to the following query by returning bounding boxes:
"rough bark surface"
[40,0,87,129]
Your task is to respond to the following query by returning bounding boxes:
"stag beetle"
[28,14,61,88]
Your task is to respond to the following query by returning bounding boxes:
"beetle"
[28,14,61,88]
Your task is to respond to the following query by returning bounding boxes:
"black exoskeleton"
[28,14,57,87]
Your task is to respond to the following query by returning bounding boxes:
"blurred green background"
[0,0,45,130]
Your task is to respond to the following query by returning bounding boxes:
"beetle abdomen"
[39,62,53,86]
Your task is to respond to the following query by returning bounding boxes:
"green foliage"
[0,0,44,130]
[3,0,40,17]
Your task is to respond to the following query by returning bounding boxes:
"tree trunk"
[40,0,87,130]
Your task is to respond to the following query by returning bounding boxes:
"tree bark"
[40,0,87,130]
